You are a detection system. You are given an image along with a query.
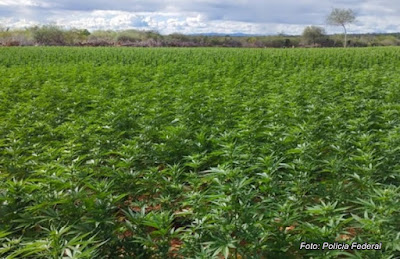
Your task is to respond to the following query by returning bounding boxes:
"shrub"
[31,25,67,46]
[302,26,326,46]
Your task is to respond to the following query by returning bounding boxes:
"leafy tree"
[31,25,66,45]
[326,8,356,48]
[302,26,325,46]
[144,30,162,41]
[80,29,91,37]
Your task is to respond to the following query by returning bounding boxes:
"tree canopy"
[302,26,325,46]
[326,8,356,47]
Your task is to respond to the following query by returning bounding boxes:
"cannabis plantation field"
[1,47,400,258]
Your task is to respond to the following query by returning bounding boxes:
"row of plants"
[1,47,399,258]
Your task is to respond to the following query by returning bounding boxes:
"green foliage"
[0,47,400,258]
[87,30,118,44]
[31,25,67,46]
[302,26,326,46]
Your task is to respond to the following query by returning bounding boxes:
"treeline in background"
[1,25,400,48]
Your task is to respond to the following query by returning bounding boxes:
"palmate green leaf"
[2,47,400,258]
[0,230,12,239]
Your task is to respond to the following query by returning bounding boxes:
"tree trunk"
[343,25,347,48]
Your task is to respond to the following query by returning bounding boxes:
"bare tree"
[326,8,356,48]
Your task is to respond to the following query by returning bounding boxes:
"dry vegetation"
[1,25,400,48]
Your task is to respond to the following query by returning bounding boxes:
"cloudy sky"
[0,0,399,35]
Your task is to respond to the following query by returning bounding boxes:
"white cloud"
[0,0,52,7]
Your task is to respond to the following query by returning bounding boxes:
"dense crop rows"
[1,47,399,258]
